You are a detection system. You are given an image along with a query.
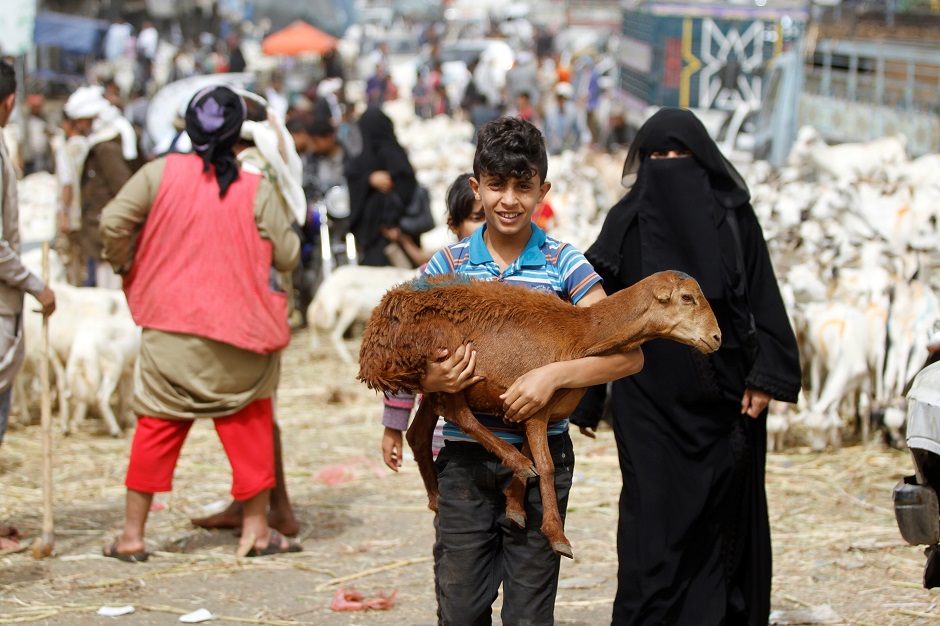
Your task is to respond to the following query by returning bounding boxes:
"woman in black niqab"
[345,107,418,266]
[572,108,801,626]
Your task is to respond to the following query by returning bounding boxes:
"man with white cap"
[0,59,56,548]
[63,85,135,288]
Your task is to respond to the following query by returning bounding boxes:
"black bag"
[398,185,435,236]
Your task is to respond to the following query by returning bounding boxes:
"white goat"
[796,302,871,449]
[787,126,908,184]
[766,403,791,453]
[64,316,140,437]
[16,283,131,429]
[307,265,415,364]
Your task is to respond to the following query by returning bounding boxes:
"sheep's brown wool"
[358,270,721,558]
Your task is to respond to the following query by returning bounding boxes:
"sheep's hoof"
[506,510,526,529]
[552,542,574,559]
[517,465,538,479]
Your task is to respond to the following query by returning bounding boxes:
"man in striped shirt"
[420,117,643,625]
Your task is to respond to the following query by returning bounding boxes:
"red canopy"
[261,20,338,56]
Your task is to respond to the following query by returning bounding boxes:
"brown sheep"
[357,270,721,558]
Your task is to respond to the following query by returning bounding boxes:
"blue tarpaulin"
[33,12,108,54]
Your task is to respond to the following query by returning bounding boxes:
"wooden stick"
[31,241,54,559]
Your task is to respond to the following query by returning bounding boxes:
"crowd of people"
[0,10,807,626]
[404,29,635,154]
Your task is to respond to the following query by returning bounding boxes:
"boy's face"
[470,170,551,241]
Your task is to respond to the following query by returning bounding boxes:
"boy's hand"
[420,343,484,393]
[741,388,772,418]
[578,425,597,439]
[501,364,561,423]
[382,427,404,471]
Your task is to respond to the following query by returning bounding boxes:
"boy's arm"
[500,283,644,422]
[381,392,415,471]
[382,427,404,471]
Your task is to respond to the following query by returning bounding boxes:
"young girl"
[380,172,484,469]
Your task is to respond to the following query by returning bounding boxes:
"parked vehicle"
[895,358,940,588]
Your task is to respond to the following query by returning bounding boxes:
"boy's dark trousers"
[434,432,574,626]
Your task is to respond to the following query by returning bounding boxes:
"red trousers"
[125,398,275,501]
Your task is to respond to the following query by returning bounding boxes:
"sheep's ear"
[654,285,673,302]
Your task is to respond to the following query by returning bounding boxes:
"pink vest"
[124,154,290,354]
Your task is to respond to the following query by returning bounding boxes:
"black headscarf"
[587,107,750,299]
[185,85,247,198]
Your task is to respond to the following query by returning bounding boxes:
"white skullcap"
[64,86,110,120]
[554,81,574,99]
[317,77,343,97]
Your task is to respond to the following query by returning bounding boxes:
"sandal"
[243,531,302,557]
[102,542,150,562]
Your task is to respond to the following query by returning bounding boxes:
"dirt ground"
[0,328,937,625]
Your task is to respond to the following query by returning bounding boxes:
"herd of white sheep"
[14,105,940,454]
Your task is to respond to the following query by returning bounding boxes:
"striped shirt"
[424,223,602,444]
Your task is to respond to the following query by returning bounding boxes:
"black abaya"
[345,107,417,266]
[572,108,801,626]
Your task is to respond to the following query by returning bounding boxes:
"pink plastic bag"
[329,586,398,611]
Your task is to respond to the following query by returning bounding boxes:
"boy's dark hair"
[0,59,15,102]
[473,116,548,183]
[309,117,335,138]
[445,172,476,231]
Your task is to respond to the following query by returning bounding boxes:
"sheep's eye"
[681,294,694,303]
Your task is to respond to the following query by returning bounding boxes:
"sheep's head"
[650,271,722,353]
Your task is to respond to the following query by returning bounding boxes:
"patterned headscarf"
[185,85,247,198]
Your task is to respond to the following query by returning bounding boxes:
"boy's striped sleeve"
[558,245,602,304]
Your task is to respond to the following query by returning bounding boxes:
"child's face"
[470,171,551,241]
[453,197,485,240]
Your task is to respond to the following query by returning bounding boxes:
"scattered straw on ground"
[0,329,937,624]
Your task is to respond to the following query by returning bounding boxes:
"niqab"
[587,107,749,300]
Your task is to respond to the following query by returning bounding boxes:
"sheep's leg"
[405,398,443,512]
[523,414,571,559]
[502,443,528,529]
[70,400,87,435]
[330,305,360,364]
[13,376,29,425]
[51,354,69,433]
[117,372,135,429]
[444,392,537,479]
[97,367,123,438]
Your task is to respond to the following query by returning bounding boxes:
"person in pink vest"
[99,85,301,561]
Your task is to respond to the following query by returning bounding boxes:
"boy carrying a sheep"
[418,116,643,625]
